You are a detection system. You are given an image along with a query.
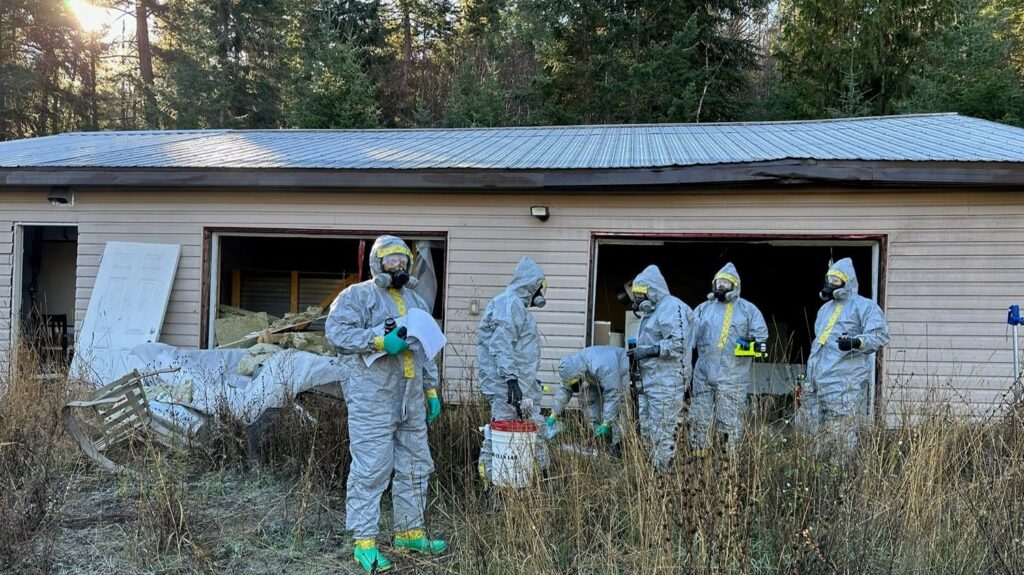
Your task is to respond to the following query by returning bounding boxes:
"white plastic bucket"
[490,420,538,488]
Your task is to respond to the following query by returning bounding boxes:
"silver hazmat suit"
[690,262,768,451]
[804,257,890,448]
[476,256,548,477]
[552,345,630,442]
[632,265,693,473]
[326,235,439,540]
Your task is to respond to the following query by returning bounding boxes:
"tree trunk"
[216,0,232,125]
[399,0,413,119]
[88,38,99,130]
[136,0,158,128]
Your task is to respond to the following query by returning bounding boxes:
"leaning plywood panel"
[69,242,181,385]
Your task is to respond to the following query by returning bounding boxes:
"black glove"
[837,334,861,351]
[627,345,659,360]
[505,378,523,407]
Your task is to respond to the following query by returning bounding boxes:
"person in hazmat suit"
[476,256,548,485]
[326,235,446,572]
[803,257,890,450]
[627,264,693,473]
[545,345,630,452]
[689,262,769,453]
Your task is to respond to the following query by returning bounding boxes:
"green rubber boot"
[394,530,448,555]
[353,539,391,572]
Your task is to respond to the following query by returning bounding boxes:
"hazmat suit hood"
[369,235,418,290]
[708,262,742,303]
[632,265,670,306]
[557,351,587,384]
[823,258,858,301]
[508,256,546,307]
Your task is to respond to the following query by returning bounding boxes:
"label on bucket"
[490,420,538,488]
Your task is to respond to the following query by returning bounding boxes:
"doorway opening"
[14,224,79,373]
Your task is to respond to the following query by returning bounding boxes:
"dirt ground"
[12,458,452,574]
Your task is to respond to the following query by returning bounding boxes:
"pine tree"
[156,0,296,128]
[288,32,380,128]
[773,0,958,118]
[899,0,1024,125]
[528,0,766,125]
[0,0,96,138]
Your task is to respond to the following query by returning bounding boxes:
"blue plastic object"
[1009,305,1023,326]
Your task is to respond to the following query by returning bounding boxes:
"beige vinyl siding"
[0,223,12,361]
[1,187,1023,415]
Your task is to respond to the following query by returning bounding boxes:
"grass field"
[3,347,1023,574]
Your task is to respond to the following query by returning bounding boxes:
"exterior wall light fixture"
[48,186,74,206]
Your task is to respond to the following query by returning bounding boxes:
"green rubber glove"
[383,327,409,355]
[426,389,441,424]
[546,415,558,428]
[595,423,611,437]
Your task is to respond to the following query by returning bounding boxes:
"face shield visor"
[531,277,548,308]
[631,284,653,313]
[820,272,848,301]
[631,284,649,301]
[381,253,410,273]
[713,278,735,292]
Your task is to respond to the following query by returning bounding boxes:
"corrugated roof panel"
[3,114,1024,171]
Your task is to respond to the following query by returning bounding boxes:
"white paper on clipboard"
[363,308,446,367]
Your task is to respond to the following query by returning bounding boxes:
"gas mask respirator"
[632,298,653,314]
[531,287,546,308]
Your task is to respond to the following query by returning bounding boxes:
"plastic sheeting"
[412,240,439,312]
[129,343,346,426]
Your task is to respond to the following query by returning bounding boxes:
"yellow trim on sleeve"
[355,539,376,549]
[425,389,438,399]
[373,336,385,352]
[816,304,845,345]
[716,302,734,349]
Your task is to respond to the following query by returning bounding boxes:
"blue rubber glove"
[545,415,559,439]
[426,389,441,424]
[595,423,611,438]
[383,327,409,355]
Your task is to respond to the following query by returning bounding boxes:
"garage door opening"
[206,232,446,348]
[590,235,882,415]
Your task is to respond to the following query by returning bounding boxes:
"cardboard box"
[609,332,625,348]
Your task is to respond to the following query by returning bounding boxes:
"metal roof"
[3,114,1024,171]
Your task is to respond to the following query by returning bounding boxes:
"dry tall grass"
[2,345,1023,573]
[0,346,78,571]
